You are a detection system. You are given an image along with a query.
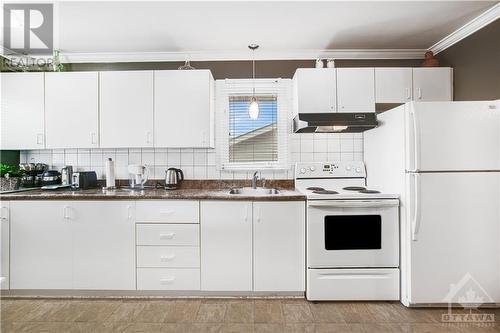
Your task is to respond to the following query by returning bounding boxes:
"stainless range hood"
[293,113,378,133]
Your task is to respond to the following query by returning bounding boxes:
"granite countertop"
[0,187,306,201]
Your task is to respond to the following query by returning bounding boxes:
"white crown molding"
[55,49,426,63]
[429,3,500,54]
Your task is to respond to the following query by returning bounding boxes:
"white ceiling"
[56,1,497,60]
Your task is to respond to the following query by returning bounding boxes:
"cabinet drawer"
[137,246,199,268]
[137,268,200,290]
[136,224,199,246]
[135,201,199,223]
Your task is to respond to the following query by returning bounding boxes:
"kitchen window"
[216,79,291,170]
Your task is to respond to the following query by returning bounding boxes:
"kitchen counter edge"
[0,189,306,201]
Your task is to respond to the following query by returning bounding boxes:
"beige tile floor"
[0,298,499,333]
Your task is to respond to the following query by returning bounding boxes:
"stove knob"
[300,168,306,174]
[346,166,351,171]
[355,167,361,173]
[310,166,316,172]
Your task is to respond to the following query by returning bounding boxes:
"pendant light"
[248,44,259,119]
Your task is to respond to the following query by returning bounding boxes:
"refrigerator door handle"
[411,173,421,241]
[410,108,420,171]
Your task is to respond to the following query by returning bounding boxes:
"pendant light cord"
[252,48,255,97]
[248,44,259,98]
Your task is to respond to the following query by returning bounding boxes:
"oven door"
[307,199,399,268]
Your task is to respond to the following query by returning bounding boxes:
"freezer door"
[406,172,500,304]
[406,101,500,171]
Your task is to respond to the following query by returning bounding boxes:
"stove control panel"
[295,161,366,179]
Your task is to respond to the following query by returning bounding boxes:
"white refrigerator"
[364,101,500,306]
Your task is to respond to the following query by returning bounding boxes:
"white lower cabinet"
[201,201,253,291]
[1,202,10,290]
[10,201,135,290]
[11,201,73,289]
[71,201,135,290]
[201,201,305,292]
[8,199,305,294]
[253,201,305,291]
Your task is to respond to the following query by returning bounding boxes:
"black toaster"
[72,171,98,189]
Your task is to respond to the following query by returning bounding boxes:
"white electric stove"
[295,161,401,301]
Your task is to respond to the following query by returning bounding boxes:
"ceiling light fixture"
[248,44,259,119]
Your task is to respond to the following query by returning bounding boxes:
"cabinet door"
[100,71,154,148]
[154,70,214,148]
[253,201,305,291]
[10,201,72,289]
[70,201,135,290]
[201,201,252,291]
[1,73,45,149]
[0,202,9,290]
[413,68,453,101]
[293,68,336,113]
[45,72,99,148]
[375,68,413,103]
[337,68,375,112]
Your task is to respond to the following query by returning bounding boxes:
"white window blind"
[217,79,291,170]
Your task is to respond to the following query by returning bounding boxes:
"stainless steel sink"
[229,187,280,195]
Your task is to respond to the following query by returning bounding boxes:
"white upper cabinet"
[413,67,453,101]
[100,71,154,148]
[1,73,45,149]
[201,201,253,291]
[375,68,413,103]
[253,201,305,292]
[293,68,336,113]
[45,72,99,149]
[154,70,214,148]
[337,68,375,112]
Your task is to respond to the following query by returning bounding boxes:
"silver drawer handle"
[159,210,174,216]
[160,277,175,284]
[159,233,176,240]
[160,254,176,262]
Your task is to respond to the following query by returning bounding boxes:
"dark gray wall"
[437,19,500,101]
[66,59,422,79]
[0,151,20,166]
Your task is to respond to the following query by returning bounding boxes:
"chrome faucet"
[252,171,260,189]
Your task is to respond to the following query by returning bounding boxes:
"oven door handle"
[307,200,399,208]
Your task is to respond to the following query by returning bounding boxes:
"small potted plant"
[0,163,25,192]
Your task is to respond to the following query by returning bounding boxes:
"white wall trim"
[49,49,426,63]
[429,3,500,54]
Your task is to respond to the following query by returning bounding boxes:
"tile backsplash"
[21,133,363,180]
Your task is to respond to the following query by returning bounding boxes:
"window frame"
[216,78,291,171]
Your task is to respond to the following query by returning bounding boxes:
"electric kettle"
[165,168,183,190]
